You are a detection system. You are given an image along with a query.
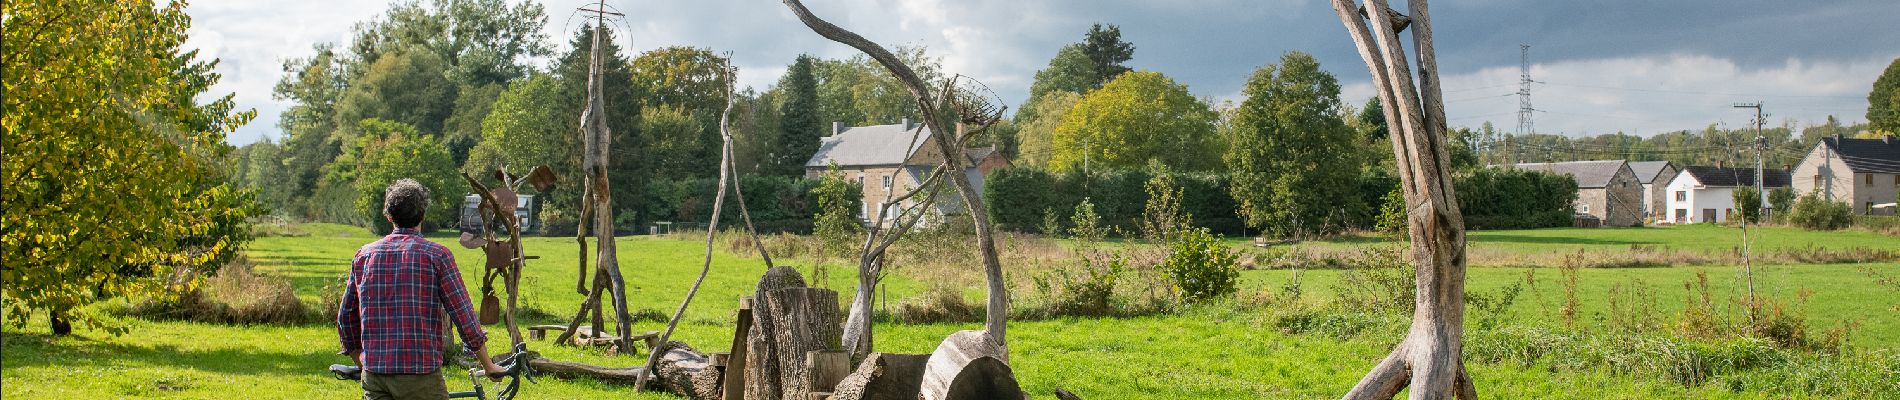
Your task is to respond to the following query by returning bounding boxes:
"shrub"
[1332,247,1415,314]
[1731,186,1763,223]
[1788,191,1852,230]
[129,256,312,325]
[1029,254,1123,318]
[1159,228,1240,303]
[1373,186,1407,234]
[1455,167,1578,229]
[811,165,863,259]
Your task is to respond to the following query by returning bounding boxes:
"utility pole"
[1732,101,1764,322]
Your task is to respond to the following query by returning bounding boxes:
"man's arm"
[337,253,365,364]
[433,246,499,375]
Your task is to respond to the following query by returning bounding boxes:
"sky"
[183,0,1900,145]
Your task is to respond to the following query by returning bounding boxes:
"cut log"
[653,341,724,400]
[746,267,810,400]
[829,353,929,400]
[920,330,1022,400]
[531,344,722,399]
[761,287,843,400]
[805,350,850,393]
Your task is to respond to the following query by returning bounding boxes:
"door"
[1674,209,1687,223]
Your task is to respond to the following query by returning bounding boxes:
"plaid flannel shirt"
[337,227,487,374]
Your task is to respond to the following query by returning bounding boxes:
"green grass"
[1226,223,1896,254]
[4,223,1897,399]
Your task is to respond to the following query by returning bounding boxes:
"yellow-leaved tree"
[2,0,257,334]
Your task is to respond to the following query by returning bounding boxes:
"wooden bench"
[526,324,568,341]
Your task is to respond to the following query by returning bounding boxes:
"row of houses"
[1503,134,1900,226]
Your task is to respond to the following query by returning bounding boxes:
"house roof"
[1680,166,1791,188]
[964,147,998,163]
[1822,135,1900,174]
[1506,160,1629,188]
[806,123,932,168]
[1628,161,1674,184]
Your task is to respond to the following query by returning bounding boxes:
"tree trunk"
[1327,1,1474,399]
[756,287,843,400]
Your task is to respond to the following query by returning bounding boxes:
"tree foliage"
[1050,71,1219,172]
[352,119,460,234]
[1080,23,1135,88]
[641,104,709,179]
[1870,57,1900,135]
[776,55,823,176]
[464,74,577,206]
[1223,52,1362,236]
[3,0,258,333]
[1731,186,1763,224]
[812,46,942,127]
[1015,91,1082,169]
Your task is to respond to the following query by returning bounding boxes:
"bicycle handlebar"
[327,343,537,400]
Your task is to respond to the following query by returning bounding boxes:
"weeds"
[126,256,312,325]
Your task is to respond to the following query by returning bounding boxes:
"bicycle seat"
[330,364,362,381]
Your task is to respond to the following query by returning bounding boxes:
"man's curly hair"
[383,179,431,229]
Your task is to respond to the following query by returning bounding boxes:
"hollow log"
[920,330,1021,400]
[829,353,929,400]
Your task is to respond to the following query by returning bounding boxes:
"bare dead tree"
[1329,0,1475,399]
[780,0,1013,360]
[636,57,747,391]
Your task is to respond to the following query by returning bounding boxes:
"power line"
[1541,82,1863,100]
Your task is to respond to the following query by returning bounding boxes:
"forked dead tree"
[779,0,1012,363]
[1328,0,1475,399]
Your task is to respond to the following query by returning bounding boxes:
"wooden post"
[725,296,755,400]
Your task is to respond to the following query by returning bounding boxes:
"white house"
[1662,166,1791,224]
[1790,134,1900,215]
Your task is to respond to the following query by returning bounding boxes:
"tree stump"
[745,267,813,400]
[920,330,1022,400]
[758,287,842,400]
[829,353,929,400]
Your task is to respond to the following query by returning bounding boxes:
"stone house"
[803,119,997,224]
[1508,160,1644,227]
[1790,134,1900,215]
[1661,166,1792,224]
[1628,161,1678,222]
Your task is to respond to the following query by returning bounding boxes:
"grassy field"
[3,224,1896,399]
[1231,224,1898,267]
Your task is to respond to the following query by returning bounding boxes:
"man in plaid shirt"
[338,179,504,399]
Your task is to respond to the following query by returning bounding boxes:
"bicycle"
[329,343,537,400]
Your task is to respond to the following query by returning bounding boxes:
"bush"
[128,256,313,325]
[1731,186,1763,223]
[1373,186,1406,234]
[1160,228,1240,303]
[1029,254,1123,318]
[1788,191,1853,230]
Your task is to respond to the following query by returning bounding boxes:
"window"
[1579,203,1591,213]
[881,175,892,190]
[1675,191,1686,201]
[1869,174,1876,186]
[1893,175,1899,185]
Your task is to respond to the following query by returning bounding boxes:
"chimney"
[900,117,913,131]
[832,121,845,136]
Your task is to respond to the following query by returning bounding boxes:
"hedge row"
[983,168,1246,236]
[1453,167,1579,230]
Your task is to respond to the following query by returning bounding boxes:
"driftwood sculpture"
[459,166,556,349]
[779,1,1012,367]
[1328,0,1476,399]
[555,3,636,352]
